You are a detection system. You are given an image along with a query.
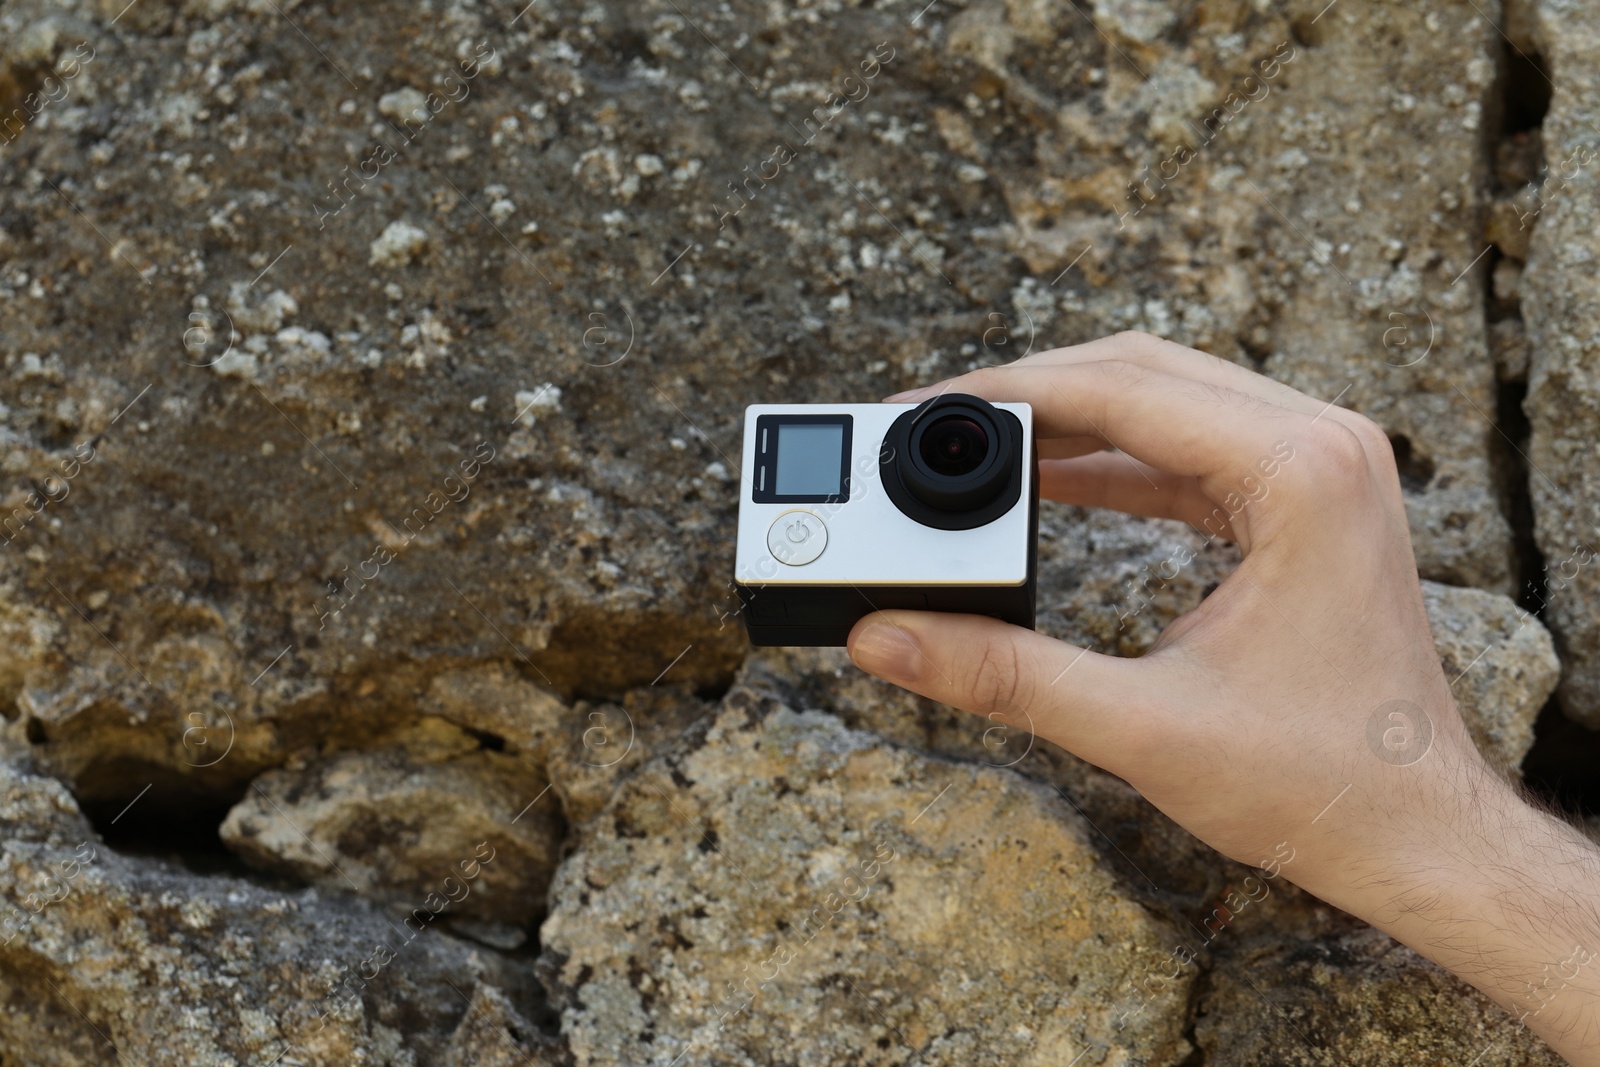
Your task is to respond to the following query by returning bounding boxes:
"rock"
[1522,0,1600,726]
[1486,197,1533,261]
[422,663,715,830]
[377,87,429,124]
[220,718,564,926]
[0,0,1510,819]
[1231,5,1513,593]
[540,694,1197,1067]
[1494,257,1524,307]
[1421,580,1560,770]
[369,220,430,267]
[0,756,544,1065]
[0,0,1522,814]
[1490,319,1530,383]
[1195,927,1565,1066]
[985,0,1513,590]
[0,0,1592,1060]
[422,664,570,758]
[442,982,564,1067]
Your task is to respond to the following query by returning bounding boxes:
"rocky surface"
[1421,580,1561,768]
[0,0,1594,1063]
[1195,927,1566,1066]
[0,0,1534,815]
[0,751,549,1067]
[1520,0,1600,727]
[540,695,1196,1067]
[218,717,565,927]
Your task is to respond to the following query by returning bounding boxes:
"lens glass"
[919,415,989,476]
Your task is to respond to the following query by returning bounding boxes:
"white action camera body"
[733,393,1038,646]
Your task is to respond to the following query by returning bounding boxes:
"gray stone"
[1521,0,1600,726]
[0,753,544,1065]
[1421,580,1560,770]
[1196,927,1565,1066]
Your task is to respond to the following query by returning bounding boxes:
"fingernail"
[849,618,923,682]
[883,385,937,403]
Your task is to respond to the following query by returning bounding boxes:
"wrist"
[1278,735,1515,920]
[1315,761,1600,1055]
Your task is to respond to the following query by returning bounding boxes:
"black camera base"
[734,580,1036,647]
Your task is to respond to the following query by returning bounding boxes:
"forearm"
[1334,768,1600,1062]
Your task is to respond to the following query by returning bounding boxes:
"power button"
[767,510,828,566]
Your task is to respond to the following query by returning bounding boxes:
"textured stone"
[540,694,1196,1067]
[1421,580,1561,770]
[442,983,564,1067]
[421,663,715,830]
[1490,319,1531,383]
[0,0,1589,1060]
[973,0,1514,590]
[1195,927,1564,1066]
[0,0,1522,816]
[1521,0,1600,726]
[1487,196,1533,262]
[0,752,546,1066]
[1232,5,1513,592]
[219,718,564,926]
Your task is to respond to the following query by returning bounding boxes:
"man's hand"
[847,332,1600,1062]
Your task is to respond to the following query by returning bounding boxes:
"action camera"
[733,393,1038,646]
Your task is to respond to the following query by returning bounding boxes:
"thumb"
[846,610,1147,772]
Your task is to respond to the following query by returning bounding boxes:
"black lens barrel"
[880,393,1025,530]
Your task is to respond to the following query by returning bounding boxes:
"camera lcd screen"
[775,424,845,496]
[752,413,852,504]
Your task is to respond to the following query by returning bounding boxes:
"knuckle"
[955,365,1007,397]
[1111,328,1162,351]
[1115,328,1226,374]
[1305,421,1372,483]
[1341,412,1392,454]
[963,364,1005,390]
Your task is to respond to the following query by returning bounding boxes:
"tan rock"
[1486,196,1533,261]
[423,663,716,829]
[541,699,1196,1067]
[423,663,569,758]
[1490,319,1531,382]
[220,719,563,926]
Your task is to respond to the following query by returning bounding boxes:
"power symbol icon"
[767,511,827,566]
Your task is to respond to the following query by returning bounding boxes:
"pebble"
[369,221,429,268]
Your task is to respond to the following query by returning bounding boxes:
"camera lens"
[919,416,989,476]
[880,393,1021,528]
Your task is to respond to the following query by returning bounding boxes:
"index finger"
[899,360,1309,486]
